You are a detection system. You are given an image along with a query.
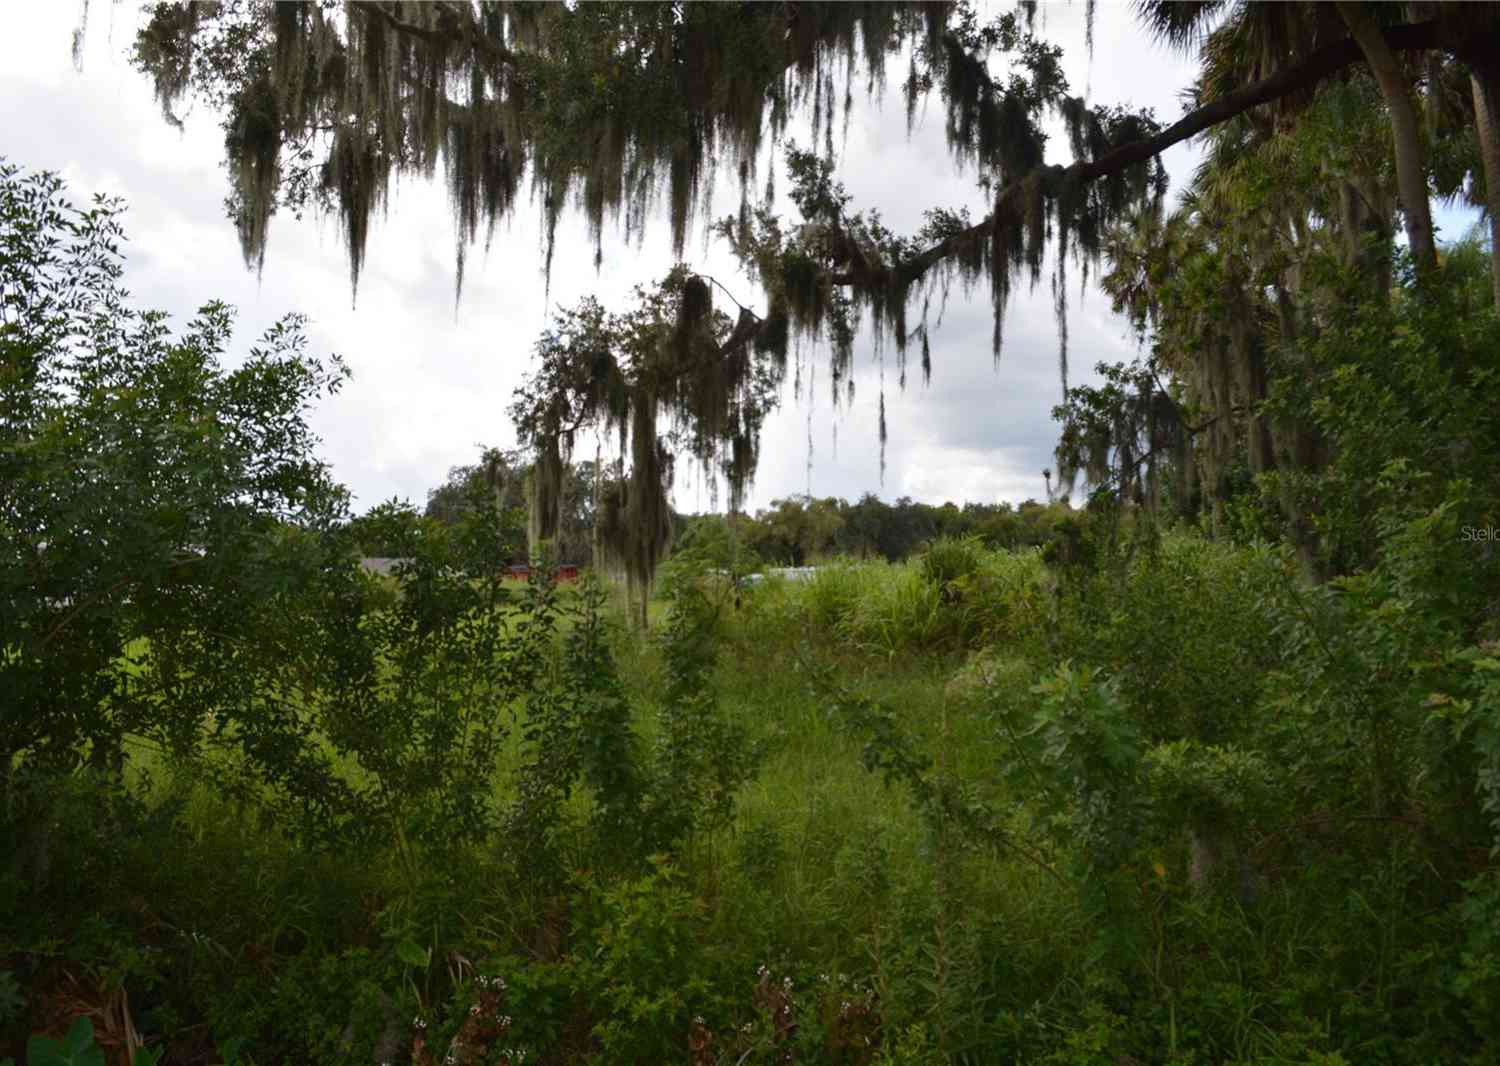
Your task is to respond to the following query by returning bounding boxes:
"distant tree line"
[353,442,1073,571]
[695,493,1075,567]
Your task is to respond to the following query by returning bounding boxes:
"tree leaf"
[396,939,430,969]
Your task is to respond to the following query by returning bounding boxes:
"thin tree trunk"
[1471,64,1500,309]
[1338,180,1368,270]
[1337,2,1438,277]
[591,441,602,572]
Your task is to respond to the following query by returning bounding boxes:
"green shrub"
[799,562,873,634]
[0,161,351,835]
[836,564,947,655]
[918,535,986,592]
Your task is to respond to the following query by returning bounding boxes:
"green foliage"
[741,541,1051,658]
[744,496,846,566]
[1455,872,1500,1050]
[837,565,947,656]
[655,513,761,603]
[571,857,714,1061]
[23,1019,104,1066]
[0,162,754,1063]
[1,161,350,788]
[510,268,786,616]
[8,1017,166,1066]
[918,534,985,591]
[0,972,20,1028]
[1052,358,1188,513]
[9,20,1500,1052]
[1029,663,1144,873]
[503,569,640,873]
[664,495,1081,579]
[1260,245,1500,578]
[645,581,759,846]
[177,491,537,850]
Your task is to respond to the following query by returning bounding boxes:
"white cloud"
[5,2,1211,515]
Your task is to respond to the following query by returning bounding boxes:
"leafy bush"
[644,580,760,847]
[1,161,350,799]
[918,535,985,592]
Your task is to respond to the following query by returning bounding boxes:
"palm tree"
[1469,61,1500,307]
[1333,2,1437,275]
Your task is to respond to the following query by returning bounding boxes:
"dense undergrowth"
[7,168,1500,1065]
[9,504,1500,1064]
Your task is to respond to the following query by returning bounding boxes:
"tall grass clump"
[918,535,987,591]
[796,561,875,635]
[835,564,947,656]
[767,542,1052,655]
[945,545,1052,647]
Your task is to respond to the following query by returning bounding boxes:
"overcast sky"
[4,2,1478,517]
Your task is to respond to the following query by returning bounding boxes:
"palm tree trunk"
[1472,64,1500,309]
[1337,2,1438,277]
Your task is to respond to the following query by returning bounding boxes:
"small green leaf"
[65,1016,97,1054]
[26,1016,105,1066]
[395,939,429,968]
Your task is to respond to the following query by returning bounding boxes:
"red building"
[506,564,580,582]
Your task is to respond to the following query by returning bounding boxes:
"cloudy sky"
[4,2,1477,517]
